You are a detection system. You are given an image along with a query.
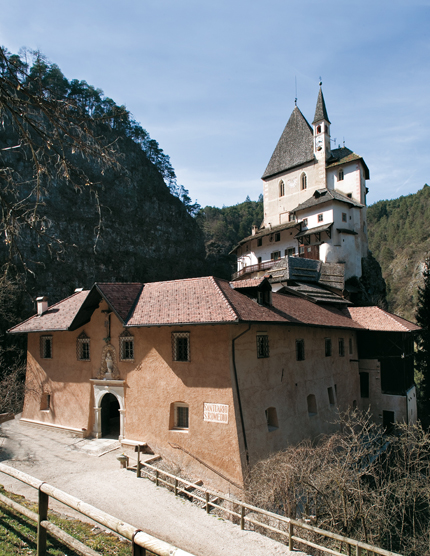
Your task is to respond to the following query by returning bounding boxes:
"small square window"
[171,402,189,429]
[172,332,190,361]
[339,338,345,357]
[302,218,308,227]
[342,213,347,223]
[120,331,134,361]
[296,339,305,361]
[257,334,269,358]
[275,232,281,242]
[347,193,352,199]
[318,213,323,223]
[40,336,53,359]
[325,338,332,357]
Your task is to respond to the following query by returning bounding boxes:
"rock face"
[345,252,388,308]
[1,132,207,308]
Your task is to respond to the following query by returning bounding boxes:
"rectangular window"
[360,372,369,398]
[172,332,190,361]
[77,333,90,361]
[299,245,304,254]
[176,405,189,428]
[120,332,134,361]
[285,247,295,257]
[339,338,345,357]
[256,334,269,358]
[296,339,305,361]
[258,256,262,264]
[342,213,347,222]
[40,393,51,411]
[318,213,323,223]
[271,251,281,261]
[325,338,332,357]
[327,387,335,406]
[289,213,296,222]
[274,232,281,242]
[40,336,53,359]
[257,238,262,247]
[302,218,308,226]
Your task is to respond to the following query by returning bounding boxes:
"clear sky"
[1,0,429,208]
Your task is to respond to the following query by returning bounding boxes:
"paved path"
[0,416,305,556]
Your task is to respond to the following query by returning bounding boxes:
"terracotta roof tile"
[127,276,239,326]
[345,306,420,332]
[8,291,89,333]
[96,283,143,322]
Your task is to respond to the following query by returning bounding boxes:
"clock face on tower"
[316,136,323,151]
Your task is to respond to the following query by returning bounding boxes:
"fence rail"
[0,462,194,556]
[136,460,403,556]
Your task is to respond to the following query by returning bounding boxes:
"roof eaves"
[261,156,316,181]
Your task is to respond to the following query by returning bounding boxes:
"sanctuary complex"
[8,87,420,492]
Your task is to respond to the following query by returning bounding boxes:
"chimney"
[251,225,258,236]
[36,296,48,316]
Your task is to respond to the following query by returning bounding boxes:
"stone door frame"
[90,379,125,439]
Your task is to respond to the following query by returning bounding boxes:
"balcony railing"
[232,259,282,281]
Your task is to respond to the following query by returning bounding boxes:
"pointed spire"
[312,86,330,125]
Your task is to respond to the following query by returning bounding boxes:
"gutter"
[231,323,252,465]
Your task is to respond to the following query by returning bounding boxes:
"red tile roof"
[8,291,89,333]
[96,283,143,322]
[8,277,419,335]
[127,276,239,326]
[345,306,420,332]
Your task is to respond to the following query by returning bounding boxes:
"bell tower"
[312,84,331,162]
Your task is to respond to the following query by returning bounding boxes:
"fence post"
[37,487,49,556]
[136,445,141,478]
[240,505,245,530]
[174,478,178,496]
[155,470,159,487]
[288,521,294,551]
[356,544,362,556]
[205,492,210,513]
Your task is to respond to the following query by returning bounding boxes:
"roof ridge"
[210,277,240,321]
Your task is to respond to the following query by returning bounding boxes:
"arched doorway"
[100,393,120,438]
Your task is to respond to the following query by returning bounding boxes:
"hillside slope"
[367,184,430,320]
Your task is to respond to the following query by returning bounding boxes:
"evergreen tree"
[415,257,430,426]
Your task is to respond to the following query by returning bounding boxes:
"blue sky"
[1,0,429,208]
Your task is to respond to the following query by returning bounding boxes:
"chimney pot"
[251,225,258,236]
[36,296,48,316]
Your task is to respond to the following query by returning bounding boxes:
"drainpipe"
[232,324,251,465]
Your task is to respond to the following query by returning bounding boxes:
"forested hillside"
[0,48,207,408]
[367,184,430,320]
[195,196,263,278]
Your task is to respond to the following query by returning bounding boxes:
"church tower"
[312,86,331,188]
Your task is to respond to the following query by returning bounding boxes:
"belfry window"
[279,180,285,197]
[301,173,307,190]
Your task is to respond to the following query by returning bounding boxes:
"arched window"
[317,125,321,134]
[307,394,317,416]
[119,330,134,361]
[279,180,285,197]
[301,173,307,190]
[170,402,189,430]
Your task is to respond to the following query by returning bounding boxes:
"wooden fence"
[0,462,194,556]
[135,459,403,556]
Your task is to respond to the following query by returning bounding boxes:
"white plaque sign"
[204,403,229,424]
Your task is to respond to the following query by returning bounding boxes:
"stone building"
[9,277,418,491]
[232,87,369,283]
